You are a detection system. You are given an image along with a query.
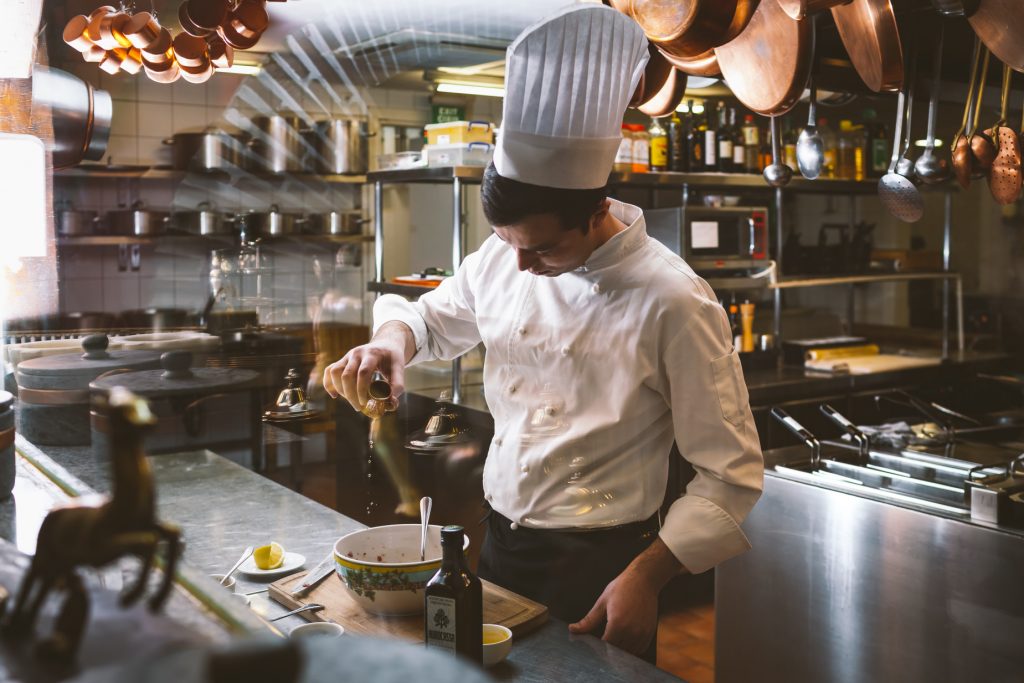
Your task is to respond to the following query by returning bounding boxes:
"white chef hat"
[493,3,649,190]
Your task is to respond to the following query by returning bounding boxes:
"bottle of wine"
[649,116,669,172]
[703,101,717,171]
[668,110,687,172]
[729,107,745,174]
[716,102,732,172]
[687,100,704,170]
[742,114,761,174]
[424,525,483,665]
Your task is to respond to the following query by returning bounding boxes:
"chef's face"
[493,210,604,277]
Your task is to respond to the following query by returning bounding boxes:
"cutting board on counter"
[268,571,548,641]
[805,354,941,375]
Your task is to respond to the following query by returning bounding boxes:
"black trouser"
[477,508,660,664]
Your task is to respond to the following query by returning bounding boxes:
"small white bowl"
[482,623,512,667]
[290,621,346,639]
[210,574,236,591]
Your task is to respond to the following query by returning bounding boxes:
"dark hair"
[481,162,607,233]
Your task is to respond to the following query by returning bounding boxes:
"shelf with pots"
[56,233,375,248]
[54,165,368,185]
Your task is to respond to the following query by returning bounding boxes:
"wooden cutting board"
[268,571,548,642]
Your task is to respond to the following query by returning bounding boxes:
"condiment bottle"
[630,124,650,173]
[817,117,837,179]
[740,301,755,353]
[649,116,668,172]
[425,525,482,665]
[742,114,761,174]
[668,110,687,172]
[614,123,633,173]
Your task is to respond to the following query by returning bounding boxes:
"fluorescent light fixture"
[0,133,46,258]
[218,62,262,76]
[0,0,42,78]
[676,101,705,114]
[914,138,943,148]
[436,81,505,98]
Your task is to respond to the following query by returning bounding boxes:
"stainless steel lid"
[16,335,161,389]
[90,350,259,398]
[0,391,12,413]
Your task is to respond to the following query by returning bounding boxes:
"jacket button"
[494,437,503,447]
[521,464,529,473]
[508,384,517,394]
[510,522,519,530]
[592,283,601,294]
[517,326,527,335]
[561,345,571,355]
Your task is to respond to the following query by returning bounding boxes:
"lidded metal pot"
[15,335,161,446]
[90,350,260,457]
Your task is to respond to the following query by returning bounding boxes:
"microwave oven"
[645,206,769,267]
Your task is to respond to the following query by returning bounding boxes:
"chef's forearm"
[623,537,687,593]
[372,321,417,364]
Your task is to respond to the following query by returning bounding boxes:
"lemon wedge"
[253,542,285,570]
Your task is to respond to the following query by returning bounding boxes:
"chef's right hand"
[323,322,412,411]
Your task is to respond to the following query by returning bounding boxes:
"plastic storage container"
[424,121,495,146]
[424,142,494,167]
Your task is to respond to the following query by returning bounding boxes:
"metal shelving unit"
[55,166,367,184]
[366,166,963,394]
[56,234,374,247]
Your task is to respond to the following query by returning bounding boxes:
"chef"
[325,3,763,662]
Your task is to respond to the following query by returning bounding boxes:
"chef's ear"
[587,199,612,233]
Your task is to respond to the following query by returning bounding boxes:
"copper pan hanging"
[630,44,674,107]
[658,47,721,78]
[716,0,812,115]
[968,0,1024,73]
[638,68,688,117]
[628,0,739,58]
[831,0,904,92]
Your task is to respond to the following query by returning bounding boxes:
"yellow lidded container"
[424,120,495,146]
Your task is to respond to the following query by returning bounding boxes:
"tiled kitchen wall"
[52,59,502,325]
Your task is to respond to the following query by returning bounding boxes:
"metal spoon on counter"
[269,603,324,622]
[420,496,433,562]
[221,545,254,586]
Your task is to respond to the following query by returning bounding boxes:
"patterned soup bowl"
[333,524,469,616]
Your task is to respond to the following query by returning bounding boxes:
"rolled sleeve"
[373,294,430,360]
[660,299,764,573]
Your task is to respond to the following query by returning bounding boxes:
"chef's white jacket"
[374,199,763,574]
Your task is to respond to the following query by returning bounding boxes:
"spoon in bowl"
[221,546,254,586]
[419,496,432,562]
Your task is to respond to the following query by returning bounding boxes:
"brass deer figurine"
[3,387,181,661]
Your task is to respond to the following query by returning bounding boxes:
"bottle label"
[615,137,632,164]
[732,144,745,166]
[743,127,760,147]
[425,596,457,655]
[705,131,717,165]
[718,139,733,162]
[871,139,888,172]
[651,137,668,169]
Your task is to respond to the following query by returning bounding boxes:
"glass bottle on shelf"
[668,109,687,172]
[649,116,669,172]
[742,114,761,174]
[730,108,745,173]
[614,123,633,173]
[716,102,733,172]
[818,117,837,179]
[630,124,650,173]
[687,100,704,170]
[703,101,718,171]
[782,118,798,172]
[863,108,889,178]
[424,525,482,665]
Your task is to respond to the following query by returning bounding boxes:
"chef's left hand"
[568,569,658,655]
[568,537,684,655]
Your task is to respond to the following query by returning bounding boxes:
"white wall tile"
[172,79,207,106]
[111,99,138,137]
[105,134,138,166]
[58,247,103,280]
[137,76,171,104]
[138,102,174,137]
[140,278,175,308]
[103,277,140,312]
[63,277,105,312]
[172,104,211,132]
[206,74,244,108]
[99,71,138,100]
[138,136,171,166]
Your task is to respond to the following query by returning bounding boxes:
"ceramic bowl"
[333,524,469,616]
[482,623,513,667]
[290,621,345,639]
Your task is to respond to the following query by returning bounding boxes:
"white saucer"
[237,552,306,579]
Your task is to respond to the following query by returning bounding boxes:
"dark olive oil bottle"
[424,525,482,665]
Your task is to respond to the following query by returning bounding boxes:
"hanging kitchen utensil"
[629,0,738,58]
[832,0,904,92]
[952,38,982,188]
[930,0,979,16]
[630,44,674,107]
[915,24,950,185]
[638,68,689,117]
[969,47,996,172]
[658,47,722,77]
[878,48,924,223]
[968,0,1024,73]
[717,0,812,115]
[894,45,918,181]
[987,64,1022,204]
[796,17,824,179]
[763,115,794,186]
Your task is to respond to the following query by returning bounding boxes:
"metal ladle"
[894,56,918,181]
[878,45,924,223]
[915,23,950,184]
[763,115,793,187]
[797,17,824,179]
